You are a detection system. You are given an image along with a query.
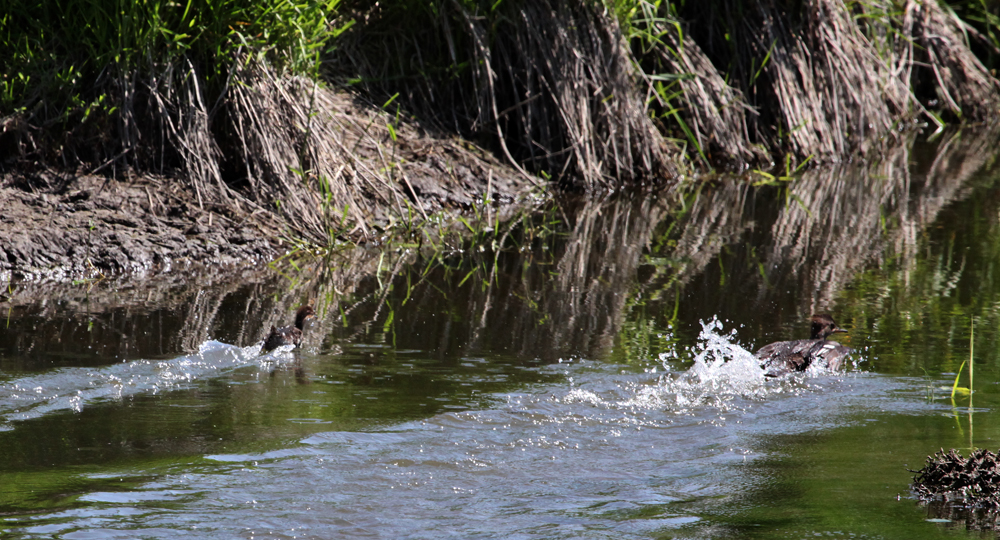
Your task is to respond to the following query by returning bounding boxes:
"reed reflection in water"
[2,129,998,378]
[649,128,1000,356]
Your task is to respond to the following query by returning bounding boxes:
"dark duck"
[755,314,852,377]
[262,305,315,353]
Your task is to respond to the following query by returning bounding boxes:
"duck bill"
[832,327,847,334]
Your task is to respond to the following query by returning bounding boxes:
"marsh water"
[4,131,1000,538]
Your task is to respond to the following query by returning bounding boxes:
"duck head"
[294,305,316,330]
[810,314,847,340]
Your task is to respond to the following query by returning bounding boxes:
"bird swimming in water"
[262,305,315,353]
[755,314,852,377]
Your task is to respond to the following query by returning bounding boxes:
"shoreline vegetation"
[2,0,1000,279]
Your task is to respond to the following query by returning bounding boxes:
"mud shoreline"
[1,97,536,281]
[1,171,281,281]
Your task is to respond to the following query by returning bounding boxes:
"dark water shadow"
[0,248,390,371]
[644,128,1000,352]
[921,498,1000,532]
[1,128,998,374]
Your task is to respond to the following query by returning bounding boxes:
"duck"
[262,305,315,352]
[755,314,852,377]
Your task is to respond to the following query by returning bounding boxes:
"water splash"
[557,318,775,417]
[683,317,766,385]
[0,340,285,429]
[648,317,772,411]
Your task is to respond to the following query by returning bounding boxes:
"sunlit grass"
[0,0,343,130]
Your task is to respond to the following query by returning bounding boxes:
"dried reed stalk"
[751,0,913,159]
[8,0,1000,219]
[145,56,422,243]
[677,0,999,163]
[645,21,765,169]
[148,61,231,210]
[226,62,364,241]
[902,0,1000,122]
[341,0,675,190]
[490,0,674,188]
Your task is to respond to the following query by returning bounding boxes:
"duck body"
[755,314,852,377]
[262,305,315,352]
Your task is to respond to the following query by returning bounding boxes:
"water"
[0,330,947,539]
[2,131,1000,538]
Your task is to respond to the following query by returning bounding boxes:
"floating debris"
[912,448,1000,509]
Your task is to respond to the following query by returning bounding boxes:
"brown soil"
[1,97,536,281]
[0,171,281,280]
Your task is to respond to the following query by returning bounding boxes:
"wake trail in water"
[0,340,284,430]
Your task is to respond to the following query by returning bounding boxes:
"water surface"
[2,130,1000,538]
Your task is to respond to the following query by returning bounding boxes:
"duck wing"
[756,339,816,377]
[809,341,853,370]
[262,325,303,352]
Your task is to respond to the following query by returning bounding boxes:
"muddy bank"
[0,172,278,280]
[1,90,536,281]
[5,0,1000,283]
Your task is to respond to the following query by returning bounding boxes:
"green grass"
[0,0,342,133]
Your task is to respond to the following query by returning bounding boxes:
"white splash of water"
[613,317,774,414]
[653,319,769,412]
[682,317,766,390]
[556,318,775,416]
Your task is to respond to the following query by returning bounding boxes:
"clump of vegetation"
[652,0,1000,164]
[0,0,380,244]
[335,0,1000,176]
[912,448,1000,507]
[334,0,677,189]
[1,0,337,159]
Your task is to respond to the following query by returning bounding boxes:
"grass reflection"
[837,171,1000,378]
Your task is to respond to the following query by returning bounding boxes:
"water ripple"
[0,340,281,429]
